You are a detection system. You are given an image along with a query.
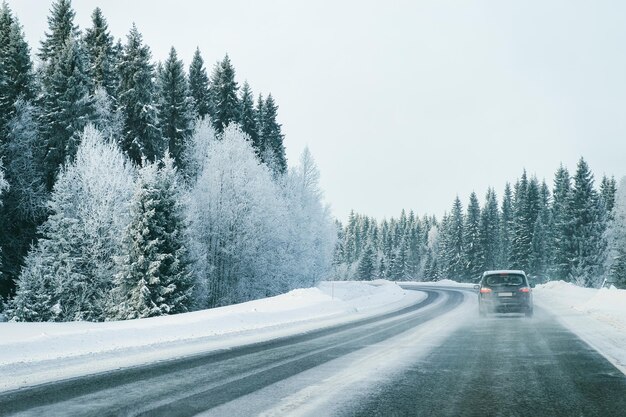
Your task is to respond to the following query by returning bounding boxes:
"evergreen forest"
[0,1,336,321]
[333,161,626,289]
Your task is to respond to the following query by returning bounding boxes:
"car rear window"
[484,274,525,286]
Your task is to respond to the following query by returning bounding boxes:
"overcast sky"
[7,0,626,221]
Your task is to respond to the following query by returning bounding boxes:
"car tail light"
[479,288,492,294]
[519,287,531,293]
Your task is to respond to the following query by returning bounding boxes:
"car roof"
[482,270,526,276]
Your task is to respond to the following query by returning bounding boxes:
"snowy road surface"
[338,303,626,416]
[1,285,626,416]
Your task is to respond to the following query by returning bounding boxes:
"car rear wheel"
[525,307,533,318]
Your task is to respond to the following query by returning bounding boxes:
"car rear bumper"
[479,297,532,313]
[482,302,531,313]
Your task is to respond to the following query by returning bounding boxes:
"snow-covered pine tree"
[390,235,409,280]
[464,192,483,281]
[444,196,465,280]
[0,5,39,297]
[406,213,422,279]
[377,219,391,278]
[332,220,346,269]
[530,202,552,281]
[188,47,211,119]
[83,7,118,98]
[39,37,94,190]
[359,216,372,260]
[369,216,380,253]
[117,24,163,164]
[510,171,541,272]
[37,1,86,190]
[424,223,441,280]
[259,94,287,175]
[599,175,617,216]
[529,181,553,280]
[551,164,573,280]
[499,183,513,268]
[8,126,134,321]
[357,244,376,280]
[0,100,48,299]
[510,174,527,270]
[157,47,194,168]
[343,210,359,266]
[208,54,239,133]
[113,154,192,319]
[569,158,604,286]
[604,177,626,288]
[4,244,56,322]
[0,3,34,136]
[523,176,542,264]
[254,93,266,152]
[113,38,123,69]
[238,81,258,150]
[396,210,408,241]
[594,176,615,278]
[436,213,450,277]
[38,0,79,65]
[479,188,500,271]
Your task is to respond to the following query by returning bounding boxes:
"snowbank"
[0,281,424,391]
[534,281,626,374]
[403,279,476,288]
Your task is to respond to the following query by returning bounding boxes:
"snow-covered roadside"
[534,281,626,374]
[401,279,476,289]
[0,281,424,392]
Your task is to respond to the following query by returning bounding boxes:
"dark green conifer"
[117,24,163,164]
[157,47,193,168]
[83,7,117,97]
[208,54,239,133]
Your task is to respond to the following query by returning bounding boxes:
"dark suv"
[476,270,533,317]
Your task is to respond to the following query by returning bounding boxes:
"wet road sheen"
[340,304,626,417]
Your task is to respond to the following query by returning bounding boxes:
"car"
[475,270,533,317]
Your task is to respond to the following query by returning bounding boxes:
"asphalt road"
[2,286,625,417]
[339,300,626,417]
[0,288,460,417]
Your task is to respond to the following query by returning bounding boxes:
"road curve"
[0,287,462,417]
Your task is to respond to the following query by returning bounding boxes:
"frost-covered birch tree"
[187,128,335,307]
[187,125,290,307]
[181,117,215,182]
[281,147,336,288]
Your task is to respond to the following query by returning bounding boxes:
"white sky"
[7,0,626,221]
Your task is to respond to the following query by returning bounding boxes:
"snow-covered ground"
[0,280,424,392]
[534,281,626,374]
[401,279,476,288]
[7,277,621,400]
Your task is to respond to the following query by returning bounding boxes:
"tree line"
[0,1,336,321]
[333,158,623,288]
